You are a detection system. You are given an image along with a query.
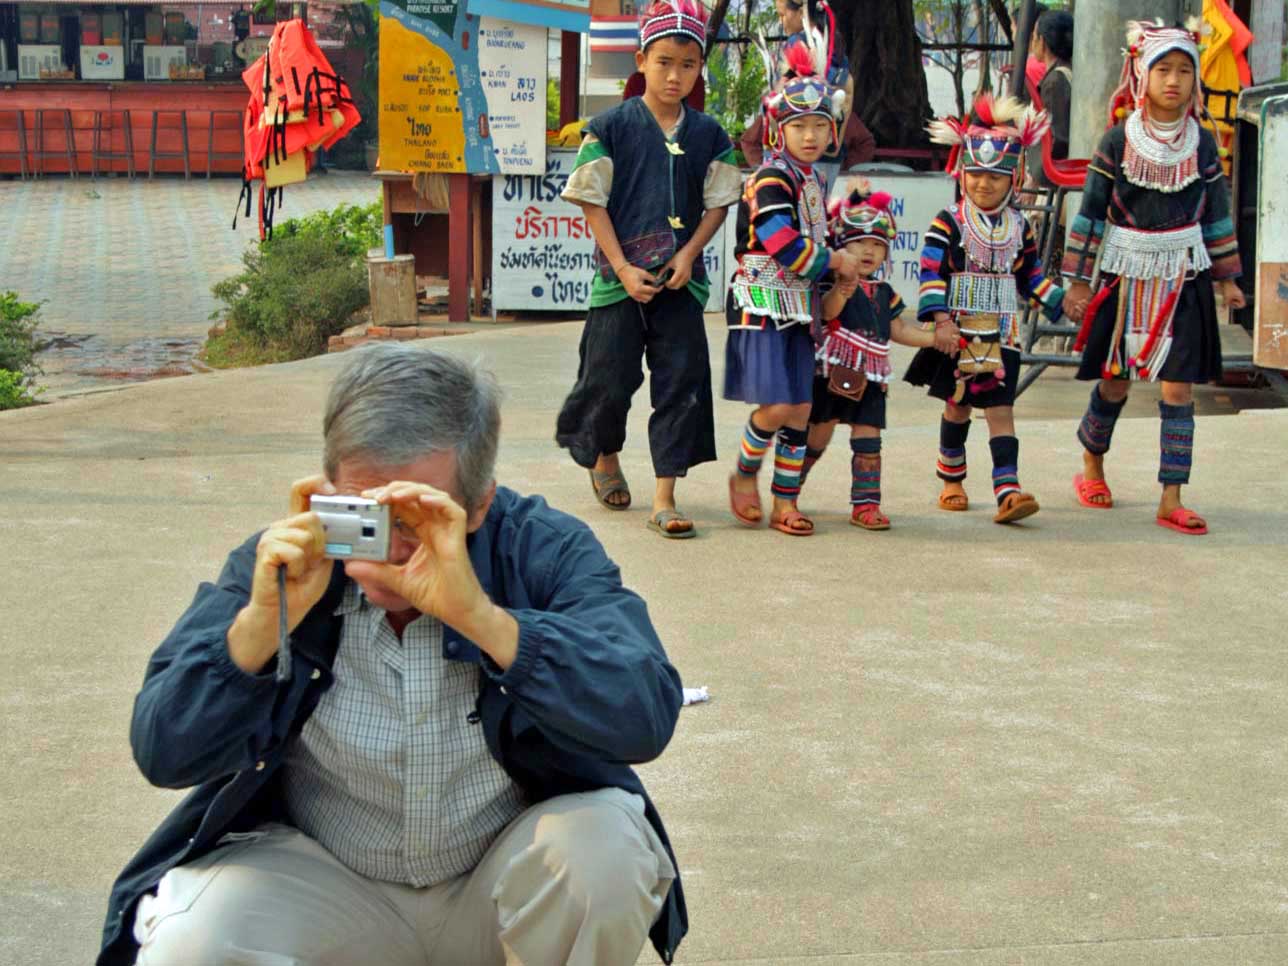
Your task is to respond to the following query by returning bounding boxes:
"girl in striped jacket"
[725,46,859,536]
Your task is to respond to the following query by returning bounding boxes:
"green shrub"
[0,291,42,410]
[0,368,38,410]
[209,201,382,364]
[212,232,371,358]
[267,201,384,259]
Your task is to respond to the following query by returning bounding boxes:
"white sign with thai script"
[491,148,726,312]
[830,170,957,311]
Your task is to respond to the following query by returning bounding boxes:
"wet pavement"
[0,173,379,396]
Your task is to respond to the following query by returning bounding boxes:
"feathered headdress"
[1107,18,1209,125]
[751,0,843,92]
[639,0,708,53]
[762,44,847,155]
[928,93,1049,190]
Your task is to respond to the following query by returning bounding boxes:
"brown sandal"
[589,468,631,511]
[994,491,1040,524]
[770,508,814,535]
[937,488,969,512]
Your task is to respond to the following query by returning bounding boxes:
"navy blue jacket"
[98,487,687,965]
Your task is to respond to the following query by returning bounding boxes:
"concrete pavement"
[2,319,1286,965]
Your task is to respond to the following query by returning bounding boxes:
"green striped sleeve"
[573,135,609,169]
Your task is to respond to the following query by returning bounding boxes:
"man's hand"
[618,264,661,303]
[661,250,695,290]
[1218,278,1247,310]
[347,482,490,631]
[227,475,336,673]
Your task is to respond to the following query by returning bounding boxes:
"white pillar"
[1248,0,1285,86]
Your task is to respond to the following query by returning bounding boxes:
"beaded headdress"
[1108,18,1208,124]
[763,44,847,152]
[928,93,1050,190]
[830,183,897,249]
[638,0,708,54]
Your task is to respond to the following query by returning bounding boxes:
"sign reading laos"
[379,0,547,174]
[493,149,726,312]
[465,0,589,34]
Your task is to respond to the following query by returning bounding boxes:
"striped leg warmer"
[1076,384,1127,455]
[771,426,809,500]
[937,417,970,482]
[1158,401,1195,485]
[989,435,1022,506]
[850,437,882,506]
[736,417,775,478]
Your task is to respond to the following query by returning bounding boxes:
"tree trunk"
[831,0,932,153]
[706,0,733,52]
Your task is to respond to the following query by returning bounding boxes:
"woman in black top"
[1026,10,1073,185]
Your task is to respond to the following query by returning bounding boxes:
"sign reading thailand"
[493,149,726,312]
[379,0,546,174]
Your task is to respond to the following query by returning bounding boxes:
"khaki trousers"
[133,788,675,966]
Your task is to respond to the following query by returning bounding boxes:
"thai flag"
[590,16,637,53]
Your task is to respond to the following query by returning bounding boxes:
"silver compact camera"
[310,495,392,561]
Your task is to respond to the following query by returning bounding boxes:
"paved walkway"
[0,173,378,394]
[2,321,1286,965]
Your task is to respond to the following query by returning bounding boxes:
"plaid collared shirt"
[282,583,527,886]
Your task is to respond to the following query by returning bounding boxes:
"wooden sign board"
[378,0,546,175]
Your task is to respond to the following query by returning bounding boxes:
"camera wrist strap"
[276,567,293,682]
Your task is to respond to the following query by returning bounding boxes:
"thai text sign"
[493,149,726,312]
[829,171,957,310]
[379,0,546,174]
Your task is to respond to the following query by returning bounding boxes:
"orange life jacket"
[234,19,362,239]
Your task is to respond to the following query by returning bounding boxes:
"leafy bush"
[0,291,42,410]
[209,201,382,363]
[707,22,771,148]
[266,200,383,259]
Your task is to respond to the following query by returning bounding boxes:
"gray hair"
[323,343,502,510]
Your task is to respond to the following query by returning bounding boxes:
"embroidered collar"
[957,199,1023,273]
[1122,110,1200,192]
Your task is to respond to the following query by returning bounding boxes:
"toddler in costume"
[906,94,1067,525]
[1065,19,1245,535]
[725,43,859,536]
[800,185,959,530]
[556,0,742,539]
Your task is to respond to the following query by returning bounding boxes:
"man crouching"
[98,343,686,966]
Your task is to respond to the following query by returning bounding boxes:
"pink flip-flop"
[1073,472,1114,509]
[1156,507,1208,535]
[728,475,762,528]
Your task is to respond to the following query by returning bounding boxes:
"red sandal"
[850,505,890,530]
[1073,473,1113,509]
[1156,507,1207,535]
[728,474,762,528]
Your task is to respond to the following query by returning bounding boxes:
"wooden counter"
[0,81,247,176]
